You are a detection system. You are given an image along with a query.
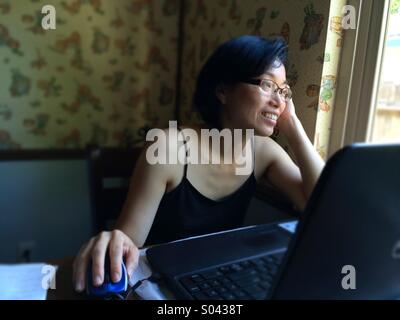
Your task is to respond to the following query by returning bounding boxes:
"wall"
[0,0,334,153]
[0,0,180,149]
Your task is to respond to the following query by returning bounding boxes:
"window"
[369,1,400,143]
[327,0,392,158]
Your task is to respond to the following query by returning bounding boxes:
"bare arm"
[115,141,173,248]
[73,128,180,291]
[261,137,308,211]
[284,115,325,199]
[274,99,325,203]
[263,99,325,212]
[259,127,325,212]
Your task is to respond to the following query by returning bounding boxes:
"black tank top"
[145,129,257,246]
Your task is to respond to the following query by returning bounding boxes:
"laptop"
[146,143,400,300]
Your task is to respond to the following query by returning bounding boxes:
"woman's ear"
[215,84,228,105]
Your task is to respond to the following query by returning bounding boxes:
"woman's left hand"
[277,98,297,137]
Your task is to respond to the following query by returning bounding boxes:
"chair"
[88,147,142,232]
[243,181,302,226]
[0,149,93,262]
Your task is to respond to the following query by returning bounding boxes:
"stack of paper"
[0,263,49,300]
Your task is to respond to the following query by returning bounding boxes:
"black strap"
[251,135,255,174]
[177,126,188,177]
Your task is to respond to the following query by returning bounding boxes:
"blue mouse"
[86,255,128,298]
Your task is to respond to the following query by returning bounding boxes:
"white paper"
[0,263,49,300]
[128,249,152,287]
[135,280,170,300]
[128,249,175,300]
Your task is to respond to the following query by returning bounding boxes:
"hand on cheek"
[277,99,296,136]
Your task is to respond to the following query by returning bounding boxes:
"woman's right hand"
[72,229,139,292]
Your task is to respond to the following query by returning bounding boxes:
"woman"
[73,35,325,292]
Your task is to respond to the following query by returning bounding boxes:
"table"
[46,258,88,300]
[46,256,170,300]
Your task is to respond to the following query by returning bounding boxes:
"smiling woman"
[194,35,288,135]
[72,35,325,294]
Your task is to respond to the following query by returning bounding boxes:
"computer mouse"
[86,255,128,298]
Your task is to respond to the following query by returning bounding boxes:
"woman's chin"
[254,124,275,137]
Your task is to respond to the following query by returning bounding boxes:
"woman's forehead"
[262,65,287,85]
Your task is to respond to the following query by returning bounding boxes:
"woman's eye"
[262,81,274,90]
[282,89,291,99]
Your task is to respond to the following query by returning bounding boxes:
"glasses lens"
[281,88,292,101]
[259,79,292,101]
[260,79,275,92]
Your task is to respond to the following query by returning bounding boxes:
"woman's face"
[219,63,288,136]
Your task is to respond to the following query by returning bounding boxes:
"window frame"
[328,0,391,158]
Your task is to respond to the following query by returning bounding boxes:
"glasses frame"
[242,78,292,101]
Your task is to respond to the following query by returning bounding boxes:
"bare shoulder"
[142,125,189,187]
[254,135,283,157]
[254,135,288,177]
[144,125,187,154]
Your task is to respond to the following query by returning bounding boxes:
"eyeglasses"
[242,78,292,102]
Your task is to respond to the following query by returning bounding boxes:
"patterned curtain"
[314,0,347,160]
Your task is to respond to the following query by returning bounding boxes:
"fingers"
[73,237,95,292]
[73,230,139,293]
[109,230,124,282]
[124,243,139,280]
[91,231,111,287]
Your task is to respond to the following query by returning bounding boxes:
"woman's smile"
[259,110,278,128]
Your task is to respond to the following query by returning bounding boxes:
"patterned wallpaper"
[0,0,179,149]
[179,0,331,157]
[0,0,336,154]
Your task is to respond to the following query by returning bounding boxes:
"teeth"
[261,112,278,121]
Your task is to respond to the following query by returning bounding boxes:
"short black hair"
[193,35,288,129]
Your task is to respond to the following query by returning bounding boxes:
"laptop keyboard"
[178,251,286,300]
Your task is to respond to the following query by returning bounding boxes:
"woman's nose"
[269,91,285,109]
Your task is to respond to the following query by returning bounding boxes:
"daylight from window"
[370,0,400,142]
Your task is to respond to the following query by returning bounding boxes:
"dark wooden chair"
[88,147,142,232]
[254,182,302,218]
